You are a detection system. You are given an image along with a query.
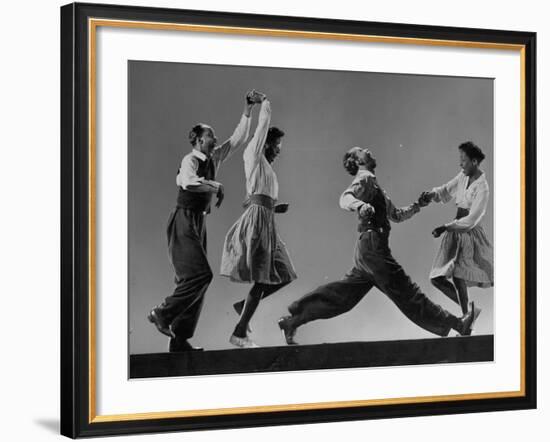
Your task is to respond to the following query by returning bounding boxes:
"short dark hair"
[343,150,359,176]
[266,127,285,145]
[458,141,486,163]
[188,124,208,147]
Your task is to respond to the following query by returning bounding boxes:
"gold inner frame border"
[87,17,527,423]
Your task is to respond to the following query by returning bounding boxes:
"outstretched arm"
[428,172,462,204]
[211,93,255,165]
[386,195,421,223]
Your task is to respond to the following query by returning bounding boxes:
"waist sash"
[243,194,275,210]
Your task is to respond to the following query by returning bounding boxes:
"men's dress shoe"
[233,301,252,334]
[147,308,174,338]
[278,316,298,345]
[457,301,479,336]
[169,338,203,352]
[229,334,258,348]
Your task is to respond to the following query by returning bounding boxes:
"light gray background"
[129,61,493,354]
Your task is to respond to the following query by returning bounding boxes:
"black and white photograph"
[55,1,537,437]
[2,0,545,439]
[129,61,494,378]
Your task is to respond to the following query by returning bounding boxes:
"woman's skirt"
[220,202,297,284]
[430,225,493,288]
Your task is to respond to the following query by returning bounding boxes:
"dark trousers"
[156,208,213,341]
[289,230,456,337]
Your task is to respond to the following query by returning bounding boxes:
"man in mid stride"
[148,90,263,352]
[278,146,478,345]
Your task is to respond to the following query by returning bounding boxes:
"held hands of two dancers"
[243,89,266,118]
[246,89,267,105]
[355,191,445,237]
[356,190,435,221]
[356,189,433,221]
[418,190,436,207]
[215,90,267,209]
[245,95,445,234]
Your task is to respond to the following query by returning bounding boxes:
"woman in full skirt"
[220,94,296,348]
[421,141,493,330]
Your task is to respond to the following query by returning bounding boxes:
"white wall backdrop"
[0,0,546,441]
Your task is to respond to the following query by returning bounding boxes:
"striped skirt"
[430,225,493,288]
[220,199,297,285]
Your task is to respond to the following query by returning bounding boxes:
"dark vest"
[176,155,216,212]
[358,182,391,233]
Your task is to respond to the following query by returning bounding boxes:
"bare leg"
[233,281,289,315]
[452,277,469,315]
[431,276,460,306]
[259,281,290,301]
[232,283,263,338]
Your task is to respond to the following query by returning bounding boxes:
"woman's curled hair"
[458,141,486,163]
[266,127,285,145]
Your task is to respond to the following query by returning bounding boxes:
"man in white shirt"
[147,90,262,352]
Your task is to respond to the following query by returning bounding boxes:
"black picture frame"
[61,2,537,438]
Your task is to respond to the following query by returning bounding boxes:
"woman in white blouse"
[422,142,493,324]
[220,95,297,348]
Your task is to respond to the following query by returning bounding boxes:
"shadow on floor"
[34,418,58,434]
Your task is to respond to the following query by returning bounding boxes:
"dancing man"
[278,146,477,345]
[147,91,261,352]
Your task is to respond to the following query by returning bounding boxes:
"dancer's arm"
[427,172,462,203]
[243,99,271,166]
[212,93,255,165]
[386,195,421,223]
[176,155,221,193]
[339,176,375,215]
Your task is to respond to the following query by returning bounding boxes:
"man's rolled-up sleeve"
[176,156,202,189]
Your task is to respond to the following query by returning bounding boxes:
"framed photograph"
[60,2,536,438]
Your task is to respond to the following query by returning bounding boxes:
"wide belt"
[358,226,390,235]
[358,216,390,234]
[243,194,275,210]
